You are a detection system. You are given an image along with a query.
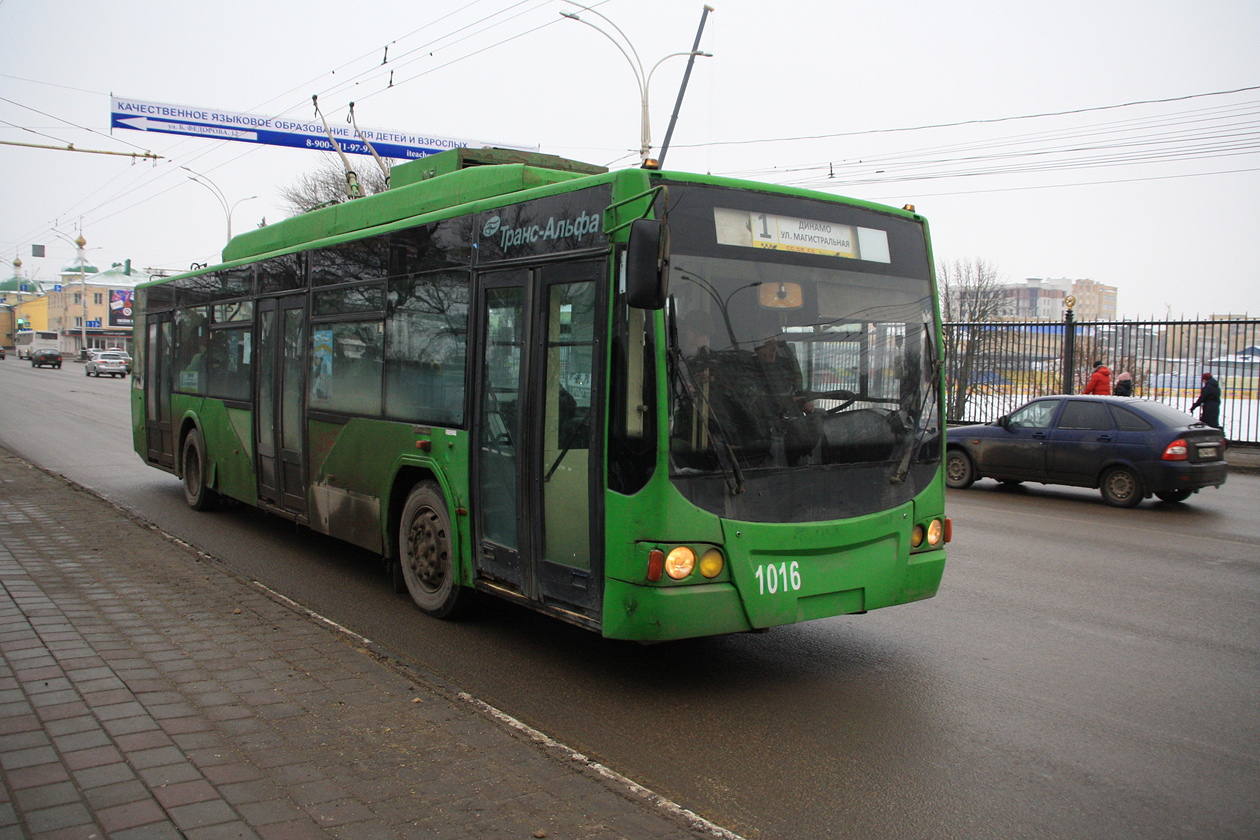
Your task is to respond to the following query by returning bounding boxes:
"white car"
[85,351,129,378]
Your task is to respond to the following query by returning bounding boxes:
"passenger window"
[1057,401,1113,431]
[1110,405,1153,431]
[309,321,384,416]
[1008,399,1059,429]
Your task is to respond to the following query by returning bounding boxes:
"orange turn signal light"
[647,549,665,582]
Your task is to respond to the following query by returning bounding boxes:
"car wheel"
[1155,488,1192,503]
[1100,466,1143,508]
[945,449,975,489]
[398,481,464,618]
[85,368,91,376]
[181,429,219,511]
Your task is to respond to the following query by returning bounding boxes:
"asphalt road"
[3,358,1258,840]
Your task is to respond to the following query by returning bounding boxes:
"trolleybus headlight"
[665,546,696,580]
[699,548,724,578]
[911,524,926,548]
[927,519,944,547]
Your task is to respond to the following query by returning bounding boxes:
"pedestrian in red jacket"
[1083,361,1112,395]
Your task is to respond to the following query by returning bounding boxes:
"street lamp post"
[51,229,91,356]
[561,3,711,166]
[71,234,89,357]
[182,167,257,245]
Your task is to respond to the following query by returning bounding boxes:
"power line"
[678,83,1260,150]
[859,165,1260,201]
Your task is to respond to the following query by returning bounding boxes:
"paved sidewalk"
[0,449,728,840]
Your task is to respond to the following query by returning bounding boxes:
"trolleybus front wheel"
[399,482,463,618]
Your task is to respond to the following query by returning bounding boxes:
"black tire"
[85,368,91,376]
[1100,466,1143,508]
[1155,488,1192,503]
[945,449,975,489]
[399,481,463,618]
[181,429,219,511]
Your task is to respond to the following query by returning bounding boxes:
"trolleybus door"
[255,295,308,516]
[143,313,175,468]
[533,265,600,613]
[473,262,601,617]
[475,272,528,590]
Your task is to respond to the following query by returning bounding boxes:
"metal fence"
[942,316,1260,444]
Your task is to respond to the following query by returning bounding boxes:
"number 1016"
[754,561,802,595]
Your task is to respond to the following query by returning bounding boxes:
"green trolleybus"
[131,148,949,641]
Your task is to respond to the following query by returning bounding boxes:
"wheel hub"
[407,511,446,589]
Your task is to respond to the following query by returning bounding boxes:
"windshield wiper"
[672,347,746,495]
[892,321,942,485]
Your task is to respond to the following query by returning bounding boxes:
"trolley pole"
[658,5,714,168]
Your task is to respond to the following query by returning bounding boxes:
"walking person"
[1189,370,1222,429]
[1113,371,1134,397]
[1083,360,1111,395]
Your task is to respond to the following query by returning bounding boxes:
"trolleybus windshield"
[662,186,940,523]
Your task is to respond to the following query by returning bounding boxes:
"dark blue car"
[945,396,1227,507]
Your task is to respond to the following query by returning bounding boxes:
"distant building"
[1002,278,1118,321]
[46,259,149,355]
[999,279,1068,321]
[0,256,50,302]
[1,257,51,342]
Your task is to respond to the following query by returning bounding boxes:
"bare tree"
[939,258,1007,420]
[278,153,395,216]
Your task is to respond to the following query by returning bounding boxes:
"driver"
[755,337,812,410]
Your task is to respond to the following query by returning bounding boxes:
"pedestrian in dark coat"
[1189,371,1222,428]
[1112,371,1134,397]
[1083,361,1111,395]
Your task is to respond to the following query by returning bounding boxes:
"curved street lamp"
[182,167,258,245]
[561,3,711,166]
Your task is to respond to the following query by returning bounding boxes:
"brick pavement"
[0,448,733,840]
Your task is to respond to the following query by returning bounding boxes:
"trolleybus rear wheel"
[181,429,219,511]
[399,482,463,618]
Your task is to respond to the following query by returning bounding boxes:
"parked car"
[85,351,129,378]
[31,348,63,369]
[0,346,5,360]
[945,395,1227,507]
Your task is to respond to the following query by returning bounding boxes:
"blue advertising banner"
[110,96,536,160]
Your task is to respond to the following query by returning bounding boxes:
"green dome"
[0,275,44,294]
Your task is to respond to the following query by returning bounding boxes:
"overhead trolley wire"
[679,83,1260,150]
[0,1,572,262]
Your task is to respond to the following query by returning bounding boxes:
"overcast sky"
[2,0,1257,318]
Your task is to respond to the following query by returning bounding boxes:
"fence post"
[1061,299,1076,394]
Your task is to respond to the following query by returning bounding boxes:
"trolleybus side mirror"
[625,218,670,310]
